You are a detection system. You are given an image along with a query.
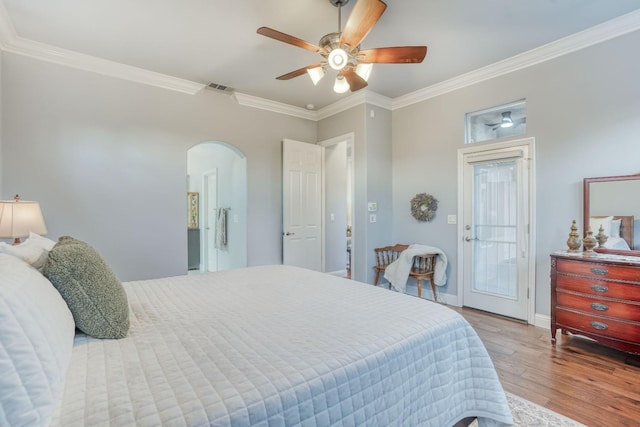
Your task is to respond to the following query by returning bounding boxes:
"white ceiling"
[3,0,640,110]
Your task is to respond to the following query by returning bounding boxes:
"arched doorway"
[187,141,247,272]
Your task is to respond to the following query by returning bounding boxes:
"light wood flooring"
[456,307,640,427]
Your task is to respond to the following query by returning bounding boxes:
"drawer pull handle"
[590,267,609,275]
[590,303,609,312]
[590,321,608,331]
[590,284,609,293]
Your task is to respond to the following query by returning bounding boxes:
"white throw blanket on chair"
[383,244,448,294]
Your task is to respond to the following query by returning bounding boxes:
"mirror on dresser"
[583,173,640,256]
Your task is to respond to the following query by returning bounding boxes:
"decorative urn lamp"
[0,195,48,245]
[595,225,608,247]
[566,220,582,253]
[582,227,598,254]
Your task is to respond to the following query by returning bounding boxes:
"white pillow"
[0,232,56,271]
[0,253,75,426]
[590,216,613,237]
[610,219,622,238]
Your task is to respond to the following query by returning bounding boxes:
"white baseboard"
[328,269,348,277]
[436,293,460,306]
[374,285,552,330]
[534,313,551,330]
[439,292,551,330]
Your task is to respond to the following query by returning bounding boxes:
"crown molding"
[393,9,640,110]
[0,0,204,95]
[0,0,637,115]
[316,90,392,120]
[232,89,392,122]
[3,36,205,95]
[232,92,317,121]
[0,0,15,49]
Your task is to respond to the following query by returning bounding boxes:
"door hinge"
[527,288,530,299]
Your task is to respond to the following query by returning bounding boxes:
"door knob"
[285,232,295,236]
[464,236,477,242]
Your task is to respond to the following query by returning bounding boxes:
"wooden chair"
[373,244,408,288]
[411,253,437,301]
[373,244,438,301]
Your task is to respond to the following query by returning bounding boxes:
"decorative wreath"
[410,193,438,222]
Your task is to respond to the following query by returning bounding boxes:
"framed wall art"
[188,192,199,229]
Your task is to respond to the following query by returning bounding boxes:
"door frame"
[202,168,218,272]
[319,133,355,276]
[456,137,536,324]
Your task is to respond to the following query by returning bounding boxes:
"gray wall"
[2,28,638,316]
[318,104,393,283]
[1,52,316,281]
[0,52,3,195]
[392,30,640,315]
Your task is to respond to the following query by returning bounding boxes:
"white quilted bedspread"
[52,265,512,427]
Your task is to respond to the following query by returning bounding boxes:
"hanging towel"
[384,244,448,294]
[215,208,228,249]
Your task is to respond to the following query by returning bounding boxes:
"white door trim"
[319,133,355,276]
[457,137,536,324]
[202,168,217,272]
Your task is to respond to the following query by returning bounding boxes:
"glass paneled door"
[461,144,531,320]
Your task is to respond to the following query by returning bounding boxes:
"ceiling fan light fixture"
[328,48,349,70]
[307,65,326,85]
[333,75,349,93]
[355,63,373,82]
[500,111,514,128]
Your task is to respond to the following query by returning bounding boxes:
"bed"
[1,239,513,427]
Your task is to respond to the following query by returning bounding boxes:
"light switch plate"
[447,214,457,224]
[369,214,377,223]
[368,202,377,212]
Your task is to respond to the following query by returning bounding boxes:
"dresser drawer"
[556,308,640,343]
[556,274,640,302]
[556,258,640,282]
[556,291,640,322]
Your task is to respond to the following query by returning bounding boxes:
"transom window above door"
[465,100,527,144]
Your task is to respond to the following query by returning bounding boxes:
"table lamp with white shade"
[0,195,48,245]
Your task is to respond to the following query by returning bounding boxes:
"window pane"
[466,100,526,144]
[472,160,518,299]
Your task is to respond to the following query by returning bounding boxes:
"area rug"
[470,392,586,426]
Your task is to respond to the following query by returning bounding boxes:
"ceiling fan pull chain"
[338,4,342,35]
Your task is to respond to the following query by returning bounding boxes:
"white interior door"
[461,143,532,320]
[204,169,217,272]
[282,139,322,271]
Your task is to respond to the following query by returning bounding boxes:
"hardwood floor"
[455,307,640,427]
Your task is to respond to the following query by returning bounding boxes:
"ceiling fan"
[485,111,527,131]
[257,0,427,94]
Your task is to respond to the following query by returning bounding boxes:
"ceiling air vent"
[206,82,234,94]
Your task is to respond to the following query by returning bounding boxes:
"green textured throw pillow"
[43,237,129,339]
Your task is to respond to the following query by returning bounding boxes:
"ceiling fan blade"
[358,46,427,63]
[341,68,368,92]
[257,27,322,53]
[340,0,387,51]
[276,62,325,80]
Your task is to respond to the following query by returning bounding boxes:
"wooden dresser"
[550,252,640,354]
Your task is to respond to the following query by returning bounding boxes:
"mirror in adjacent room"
[583,173,640,256]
